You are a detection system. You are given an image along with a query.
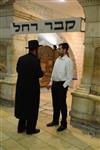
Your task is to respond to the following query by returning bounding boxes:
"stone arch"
[68,48,78,89]
[69,48,77,80]
[0,0,85,100]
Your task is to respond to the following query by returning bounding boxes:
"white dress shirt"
[50,55,73,88]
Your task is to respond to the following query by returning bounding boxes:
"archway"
[0,0,85,101]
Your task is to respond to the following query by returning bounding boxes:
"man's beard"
[59,53,64,57]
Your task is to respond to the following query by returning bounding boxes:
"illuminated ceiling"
[34,0,84,18]
[32,0,85,47]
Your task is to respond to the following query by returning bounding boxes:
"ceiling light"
[38,33,63,45]
[59,0,65,2]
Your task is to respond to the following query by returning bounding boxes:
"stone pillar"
[0,1,16,101]
[0,40,17,101]
[0,1,38,101]
[0,36,27,101]
[70,0,100,134]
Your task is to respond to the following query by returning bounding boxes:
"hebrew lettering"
[45,22,53,30]
[22,24,29,31]
[31,23,38,31]
[13,23,20,32]
[54,21,64,30]
[65,21,75,31]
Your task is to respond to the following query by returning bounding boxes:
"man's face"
[58,45,65,57]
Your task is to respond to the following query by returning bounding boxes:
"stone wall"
[70,0,100,135]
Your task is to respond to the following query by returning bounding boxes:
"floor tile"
[0,88,100,150]
[0,131,10,142]
[0,139,28,150]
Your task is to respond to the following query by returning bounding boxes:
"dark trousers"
[18,118,36,132]
[17,93,40,133]
[51,81,68,126]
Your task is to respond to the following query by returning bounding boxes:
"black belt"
[53,81,65,84]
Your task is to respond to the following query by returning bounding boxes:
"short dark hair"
[59,43,69,51]
[53,45,57,50]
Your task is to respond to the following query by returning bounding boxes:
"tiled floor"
[0,88,100,150]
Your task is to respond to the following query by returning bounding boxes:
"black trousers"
[17,88,40,133]
[18,101,40,132]
[51,81,68,126]
[18,118,36,132]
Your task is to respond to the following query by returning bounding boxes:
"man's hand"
[47,84,51,90]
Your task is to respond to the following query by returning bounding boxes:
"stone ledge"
[0,98,14,107]
[70,117,100,137]
[72,91,100,102]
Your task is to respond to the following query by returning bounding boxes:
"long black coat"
[15,52,43,120]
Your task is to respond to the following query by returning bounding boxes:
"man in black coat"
[15,40,43,134]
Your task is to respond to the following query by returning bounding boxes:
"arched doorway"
[0,0,85,101]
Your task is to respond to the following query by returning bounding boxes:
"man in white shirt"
[47,43,73,131]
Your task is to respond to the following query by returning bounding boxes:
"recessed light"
[59,0,65,2]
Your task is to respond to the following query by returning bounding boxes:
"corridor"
[0,88,100,150]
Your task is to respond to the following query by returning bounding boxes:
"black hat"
[26,40,39,49]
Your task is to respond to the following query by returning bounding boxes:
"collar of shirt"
[58,55,68,60]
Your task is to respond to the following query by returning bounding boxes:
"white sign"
[10,17,84,35]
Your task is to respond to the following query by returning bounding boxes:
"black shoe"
[18,128,26,133]
[26,128,40,135]
[57,125,67,131]
[47,121,59,127]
